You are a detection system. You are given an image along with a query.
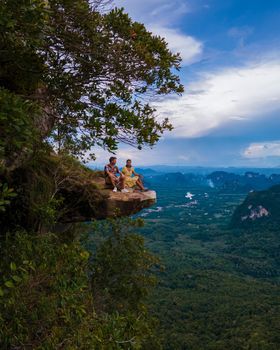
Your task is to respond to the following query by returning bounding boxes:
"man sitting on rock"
[104,157,128,193]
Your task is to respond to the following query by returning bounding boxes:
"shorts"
[105,175,121,188]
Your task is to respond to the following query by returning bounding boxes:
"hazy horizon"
[90,162,280,172]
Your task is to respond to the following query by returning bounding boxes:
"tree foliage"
[0,88,39,168]
[0,220,161,349]
[0,183,16,212]
[0,0,183,162]
[91,218,160,314]
[0,1,184,348]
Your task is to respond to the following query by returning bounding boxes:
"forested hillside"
[135,178,280,349]
[231,185,280,229]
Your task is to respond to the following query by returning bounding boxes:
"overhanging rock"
[101,190,157,219]
[59,174,157,223]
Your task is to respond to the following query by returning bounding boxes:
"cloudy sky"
[92,0,280,168]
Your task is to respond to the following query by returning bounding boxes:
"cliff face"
[100,189,157,219]
[231,185,280,229]
[57,171,156,223]
[0,155,156,234]
[60,180,156,222]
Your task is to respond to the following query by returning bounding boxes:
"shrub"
[0,222,162,349]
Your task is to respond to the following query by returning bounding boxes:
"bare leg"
[136,179,145,190]
[119,174,125,190]
[108,174,117,188]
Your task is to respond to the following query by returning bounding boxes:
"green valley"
[133,178,280,349]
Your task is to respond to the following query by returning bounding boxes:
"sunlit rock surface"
[59,175,156,222]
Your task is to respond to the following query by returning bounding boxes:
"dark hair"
[126,159,132,163]
[109,156,117,162]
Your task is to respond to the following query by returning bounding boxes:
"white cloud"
[149,25,203,65]
[113,0,191,25]
[90,146,144,166]
[178,155,191,161]
[154,58,280,138]
[243,141,280,158]
[113,0,203,66]
[228,26,254,47]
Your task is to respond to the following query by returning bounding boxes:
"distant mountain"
[269,173,280,184]
[144,170,280,192]
[134,168,162,176]
[146,172,207,186]
[139,165,280,176]
[231,185,280,229]
[207,171,280,192]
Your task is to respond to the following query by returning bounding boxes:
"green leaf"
[80,251,90,260]
[4,280,14,288]
[10,262,17,271]
[12,275,22,282]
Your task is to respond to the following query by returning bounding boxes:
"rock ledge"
[60,174,157,223]
[102,190,157,219]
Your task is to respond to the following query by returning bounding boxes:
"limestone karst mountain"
[231,184,280,228]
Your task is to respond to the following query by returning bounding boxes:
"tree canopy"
[0,0,183,164]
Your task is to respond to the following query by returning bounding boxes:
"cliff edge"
[57,167,156,223]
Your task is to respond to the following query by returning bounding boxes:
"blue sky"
[92,0,280,168]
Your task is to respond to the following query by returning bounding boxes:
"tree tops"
[0,0,183,165]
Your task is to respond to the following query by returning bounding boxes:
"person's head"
[126,159,132,167]
[109,156,117,165]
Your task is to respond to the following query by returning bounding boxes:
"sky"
[91,0,280,168]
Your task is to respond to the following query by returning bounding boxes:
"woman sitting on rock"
[122,159,147,191]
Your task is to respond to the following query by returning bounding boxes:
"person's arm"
[104,165,112,177]
[132,168,140,176]
[118,166,125,178]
